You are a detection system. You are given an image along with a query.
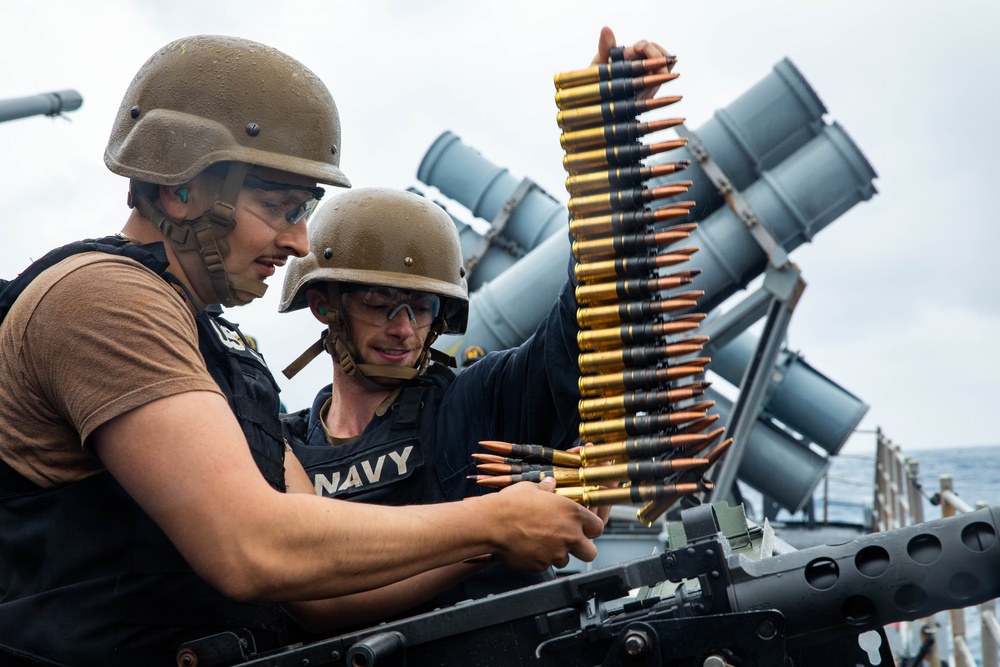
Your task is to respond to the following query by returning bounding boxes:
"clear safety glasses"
[341,286,442,329]
[242,173,325,229]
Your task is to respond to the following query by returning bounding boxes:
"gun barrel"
[0,89,83,124]
[725,504,1000,647]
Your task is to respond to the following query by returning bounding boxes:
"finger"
[591,26,617,65]
[593,504,612,525]
[633,40,668,59]
[648,41,671,59]
[580,505,605,538]
[537,476,557,492]
[570,537,598,563]
[622,39,676,74]
[647,41,677,73]
[621,39,649,61]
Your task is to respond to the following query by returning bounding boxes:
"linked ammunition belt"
[472,48,731,524]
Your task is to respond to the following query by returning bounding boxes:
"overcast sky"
[3,0,998,458]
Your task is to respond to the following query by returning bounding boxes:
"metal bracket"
[675,124,789,270]
[176,630,256,667]
[708,262,806,507]
[697,288,773,354]
[463,177,535,274]
[673,123,807,505]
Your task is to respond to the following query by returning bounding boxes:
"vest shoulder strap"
[0,236,170,324]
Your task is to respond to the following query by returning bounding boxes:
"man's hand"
[487,477,604,571]
[591,26,676,100]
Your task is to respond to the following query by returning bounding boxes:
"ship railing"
[871,428,944,665]
[871,427,998,667]
[939,477,999,667]
[872,426,924,533]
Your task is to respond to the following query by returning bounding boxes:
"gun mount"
[0,90,83,124]
[178,502,1000,666]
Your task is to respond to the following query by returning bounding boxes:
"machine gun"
[177,501,1000,666]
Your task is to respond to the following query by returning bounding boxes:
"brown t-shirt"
[0,252,224,488]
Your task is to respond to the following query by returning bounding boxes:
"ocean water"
[743,442,1000,666]
[798,443,999,525]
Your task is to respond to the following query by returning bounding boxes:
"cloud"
[3,0,998,454]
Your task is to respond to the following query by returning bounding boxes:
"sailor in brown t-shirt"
[0,35,603,665]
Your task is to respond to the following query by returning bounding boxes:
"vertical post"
[941,475,956,520]
[942,475,966,665]
[888,446,899,527]
[907,460,924,525]
[891,445,905,528]
[898,447,912,524]
[903,459,941,666]
[872,429,886,532]
[925,623,943,667]
[976,500,1000,667]
[981,600,999,667]
[885,438,897,528]
[906,460,941,666]
[822,471,829,525]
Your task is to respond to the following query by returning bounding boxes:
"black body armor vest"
[0,237,288,666]
[283,365,454,505]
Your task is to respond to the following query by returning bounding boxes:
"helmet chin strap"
[130,162,266,308]
[280,283,457,384]
[322,283,420,390]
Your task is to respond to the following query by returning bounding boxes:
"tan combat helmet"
[280,187,469,388]
[104,35,351,307]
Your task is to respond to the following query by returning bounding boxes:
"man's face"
[340,286,439,370]
[221,166,320,304]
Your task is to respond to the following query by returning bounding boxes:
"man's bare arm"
[280,447,490,631]
[91,390,602,602]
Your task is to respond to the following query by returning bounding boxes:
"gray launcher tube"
[682,121,877,315]
[709,331,869,455]
[706,387,829,513]
[645,57,828,221]
[436,122,876,359]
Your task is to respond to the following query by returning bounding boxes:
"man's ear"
[159,184,191,220]
[305,288,330,324]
